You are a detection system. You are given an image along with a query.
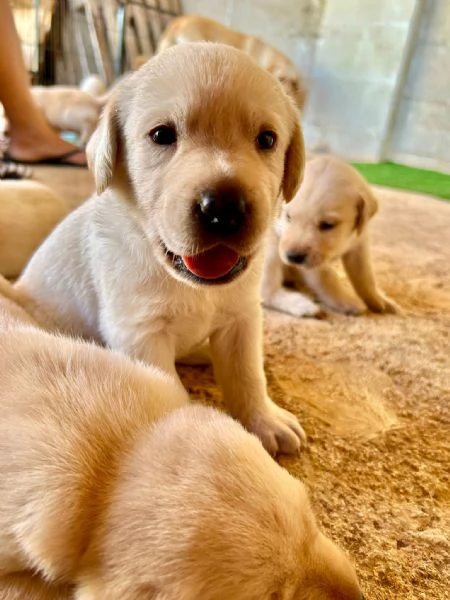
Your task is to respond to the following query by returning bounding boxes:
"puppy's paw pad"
[247,401,306,456]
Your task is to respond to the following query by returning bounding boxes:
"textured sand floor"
[180,186,450,600]
[26,168,450,598]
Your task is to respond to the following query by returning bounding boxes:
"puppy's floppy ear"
[283,117,305,202]
[279,76,307,112]
[87,98,120,195]
[355,186,379,234]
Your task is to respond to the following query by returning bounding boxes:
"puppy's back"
[0,328,185,580]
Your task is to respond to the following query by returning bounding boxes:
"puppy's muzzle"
[196,184,246,237]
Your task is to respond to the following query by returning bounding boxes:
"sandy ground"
[18,167,450,598]
[182,187,450,600]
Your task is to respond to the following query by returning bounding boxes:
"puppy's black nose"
[197,186,246,236]
[286,251,307,265]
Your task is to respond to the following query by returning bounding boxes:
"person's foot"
[6,129,87,166]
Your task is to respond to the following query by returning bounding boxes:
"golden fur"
[16,43,307,456]
[0,180,68,278]
[31,86,109,145]
[157,15,307,110]
[262,156,401,317]
[0,275,363,599]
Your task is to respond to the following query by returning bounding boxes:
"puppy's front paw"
[367,294,402,315]
[246,399,306,456]
[380,296,402,315]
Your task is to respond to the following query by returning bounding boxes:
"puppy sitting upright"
[17,43,305,456]
[262,155,400,317]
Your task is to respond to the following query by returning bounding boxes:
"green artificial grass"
[352,162,450,201]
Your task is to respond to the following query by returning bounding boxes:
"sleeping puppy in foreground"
[0,278,364,600]
[0,180,68,278]
[16,42,307,456]
[262,155,401,318]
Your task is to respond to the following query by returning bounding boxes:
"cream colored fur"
[262,156,401,317]
[31,86,108,145]
[16,43,307,456]
[0,275,363,600]
[79,75,107,97]
[0,180,68,278]
[157,15,307,110]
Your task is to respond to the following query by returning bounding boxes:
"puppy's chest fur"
[93,197,258,358]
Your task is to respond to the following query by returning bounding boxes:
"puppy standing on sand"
[0,278,364,600]
[17,43,306,456]
[262,156,400,318]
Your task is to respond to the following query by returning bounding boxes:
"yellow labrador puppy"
[0,278,364,600]
[0,180,68,278]
[16,43,306,456]
[262,156,400,317]
[31,86,109,145]
[157,15,307,110]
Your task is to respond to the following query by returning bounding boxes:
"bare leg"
[0,0,86,165]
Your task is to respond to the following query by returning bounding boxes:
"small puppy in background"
[157,15,307,111]
[262,155,400,317]
[79,73,107,97]
[0,180,68,278]
[0,278,364,600]
[31,85,109,145]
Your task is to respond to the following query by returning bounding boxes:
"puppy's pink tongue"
[182,245,240,279]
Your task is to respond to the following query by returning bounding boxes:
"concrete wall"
[183,0,440,166]
[387,0,450,173]
[182,0,325,78]
[304,0,419,162]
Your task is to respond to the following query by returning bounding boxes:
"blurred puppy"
[31,86,109,144]
[79,74,107,97]
[157,15,307,111]
[262,156,400,317]
[17,43,307,456]
[0,180,68,278]
[0,277,364,600]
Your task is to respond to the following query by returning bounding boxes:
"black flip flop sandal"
[3,148,87,169]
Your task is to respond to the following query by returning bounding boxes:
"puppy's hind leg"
[261,232,321,318]
[264,288,322,319]
[343,237,401,314]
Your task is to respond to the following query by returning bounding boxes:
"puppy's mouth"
[162,242,248,285]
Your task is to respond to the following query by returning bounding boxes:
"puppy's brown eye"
[318,221,336,231]
[256,130,277,150]
[150,125,177,145]
[285,213,291,222]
